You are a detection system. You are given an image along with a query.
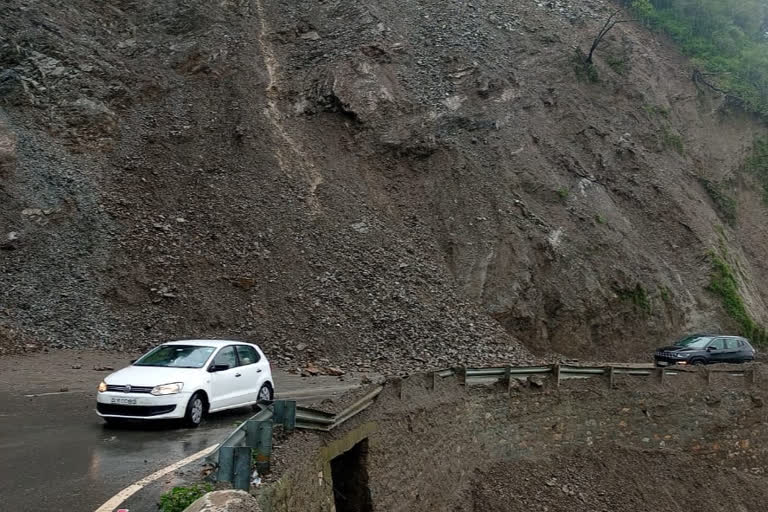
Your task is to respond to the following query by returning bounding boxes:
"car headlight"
[98,381,107,393]
[151,382,184,396]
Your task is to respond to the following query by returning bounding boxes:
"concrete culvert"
[330,439,373,512]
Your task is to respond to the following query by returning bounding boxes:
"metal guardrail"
[207,362,754,490]
[208,386,384,489]
[464,363,752,390]
[463,364,655,380]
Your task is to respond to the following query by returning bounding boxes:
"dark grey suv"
[654,334,756,367]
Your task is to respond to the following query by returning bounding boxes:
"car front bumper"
[96,391,191,420]
[654,355,691,367]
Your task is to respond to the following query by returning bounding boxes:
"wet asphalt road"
[0,371,362,512]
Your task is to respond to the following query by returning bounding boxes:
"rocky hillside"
[2,0,767,370]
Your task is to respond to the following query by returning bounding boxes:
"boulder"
[184,490,261,512]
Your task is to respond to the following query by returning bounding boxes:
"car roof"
[164,339,258,348]
[683,333,742,338]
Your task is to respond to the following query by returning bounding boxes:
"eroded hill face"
[468,447,768,512]
[1,0,767,367]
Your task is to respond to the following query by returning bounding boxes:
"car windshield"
[674,336,712,348]
[134,345,215,368]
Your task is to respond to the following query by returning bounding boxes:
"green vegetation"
[713,223,727,239]
[743,136,768,203]
[658,285,671,303]
[556,187,570,200]
[631,2,768,204]
[700,178,737,225]
[159,484,213,512]
[630,0,768,119]
[606,55,630,75]
[642,104,670,118]
[618,284,652,314]
[707,249,768,345]
[595,214,606,224]
[573,49,600,82]
[661,127,684,154]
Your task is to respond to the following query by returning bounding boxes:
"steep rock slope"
[1,0,767,367]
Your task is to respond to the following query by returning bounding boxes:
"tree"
[585,9,634,64]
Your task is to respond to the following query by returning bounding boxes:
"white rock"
[300,31,321,41]
[184,490,261,512]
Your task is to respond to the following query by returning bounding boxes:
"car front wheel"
[184,392,205,428]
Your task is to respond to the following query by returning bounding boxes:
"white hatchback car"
[96,340,274,427]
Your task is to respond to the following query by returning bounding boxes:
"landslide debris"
[2,0,768,370]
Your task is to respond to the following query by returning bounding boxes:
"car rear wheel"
[252,383,273,411]
[184,392,205,428]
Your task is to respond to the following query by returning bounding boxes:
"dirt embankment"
[2,0,768,369]
[263,367,768,511]
[468,447,767,512]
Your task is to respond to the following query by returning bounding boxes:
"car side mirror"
[209,363,230,372]
[130,359,136,364]
[706,346,716,351]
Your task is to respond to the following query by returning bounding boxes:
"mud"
[465,446,768,512]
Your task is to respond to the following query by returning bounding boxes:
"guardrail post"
[273,400,297,432]
[217,446,235,484]
[245,419,260,448]
[458,367,467,386]
[607,366,615,389]
[748,368,758,387]
[233,446,252,491]
[253,421,273,475]
[706,368,713,386]
[430,371,437,391]
[504,366,512,395]
[657,367,666,385]
[552,364,561,388]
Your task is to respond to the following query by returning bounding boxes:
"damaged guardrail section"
[208,363,757,490]
[208,386,384,489]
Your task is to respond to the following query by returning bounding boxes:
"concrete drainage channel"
[204,363,758,496]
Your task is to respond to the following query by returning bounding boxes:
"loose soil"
[465,446,768,512]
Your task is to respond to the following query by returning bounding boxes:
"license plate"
[111,397,137,405]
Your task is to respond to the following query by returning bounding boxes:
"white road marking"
[93,443,218,512]
[24,391,73,397]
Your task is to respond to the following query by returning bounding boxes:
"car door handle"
[235,373,242,377]
[256,369,262,373]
